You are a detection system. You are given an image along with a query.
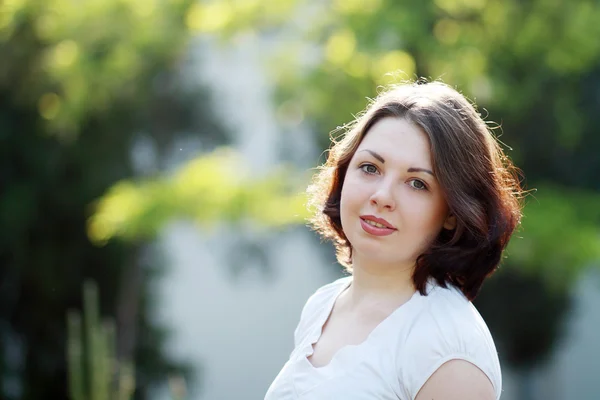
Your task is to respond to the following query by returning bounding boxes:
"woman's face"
[340,117,455,268]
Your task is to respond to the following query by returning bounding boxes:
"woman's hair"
[307,80,523,301]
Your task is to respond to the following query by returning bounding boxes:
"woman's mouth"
[360,216,396,236]
[363,219,389,228]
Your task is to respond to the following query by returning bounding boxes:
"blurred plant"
[507,185,600,291]
[0,0,211,398]
[67,281,189,400]
[167,375,187,400]
[67,280,135,400]
[190,0,600,167]
[1,0,196,140]
[87,148,309,245]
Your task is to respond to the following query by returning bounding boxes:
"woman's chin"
[352,249,410,268]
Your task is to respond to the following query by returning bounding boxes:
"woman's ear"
[443,214,457,230]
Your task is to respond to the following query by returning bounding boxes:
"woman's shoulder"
[410,281,495,347]
[397,281,501,399]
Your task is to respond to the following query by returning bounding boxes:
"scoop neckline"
[303,276,422,371]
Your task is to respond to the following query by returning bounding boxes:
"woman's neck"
[344,257,416,311]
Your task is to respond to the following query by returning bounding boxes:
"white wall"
[154,224,339,399]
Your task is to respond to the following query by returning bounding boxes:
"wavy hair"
[306,81,523,301]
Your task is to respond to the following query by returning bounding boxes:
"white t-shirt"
[265,276,502,400]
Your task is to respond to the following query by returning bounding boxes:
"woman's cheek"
[342,175,365,197]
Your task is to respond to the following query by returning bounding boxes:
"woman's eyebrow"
[358,149,385,163]
[408,167,435,177]
[359,149,435,177]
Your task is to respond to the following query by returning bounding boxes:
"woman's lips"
[360,216,396,236]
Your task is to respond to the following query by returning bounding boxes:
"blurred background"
[1,0,600,399]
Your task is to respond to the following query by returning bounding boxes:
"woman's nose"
[369,183,396,211]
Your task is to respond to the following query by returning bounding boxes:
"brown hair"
[307,80,523,301]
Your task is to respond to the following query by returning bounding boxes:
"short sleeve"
[398,286,502,400]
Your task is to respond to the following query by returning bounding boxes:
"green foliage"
[508,185,600,290]
[183,0,297,37]
[67,281,189,400]
[200,0,600,185]
[88,149,309,245]
[67,281,135,400]
[0,0,204,398]
[1,0,193,139]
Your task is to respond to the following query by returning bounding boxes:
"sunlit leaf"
[87,149,310,245]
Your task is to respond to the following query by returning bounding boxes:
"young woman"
[265,81,522,400]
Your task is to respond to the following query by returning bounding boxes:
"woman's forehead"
[356,118,433,166]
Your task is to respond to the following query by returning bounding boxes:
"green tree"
[0,0,214,398]
[1,0,309,397]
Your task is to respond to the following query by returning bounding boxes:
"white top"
[265,276,502,400]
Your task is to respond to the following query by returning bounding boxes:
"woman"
[265,81,522,400]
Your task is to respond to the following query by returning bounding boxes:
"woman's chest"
[307,312,380,368]
[265,348,404,400]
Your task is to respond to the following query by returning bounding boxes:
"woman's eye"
[409,179,427,190]
[360,164,378,174]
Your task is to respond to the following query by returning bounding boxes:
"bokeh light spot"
[186,2,233,33]
[38,93,62,120]
[372,50,416,84]
[434,19,461,45]
[53,40,79,68]
[345,52,370,78]
[435,0,487,15]
[325,29,356,66]
[333,0,381,14]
